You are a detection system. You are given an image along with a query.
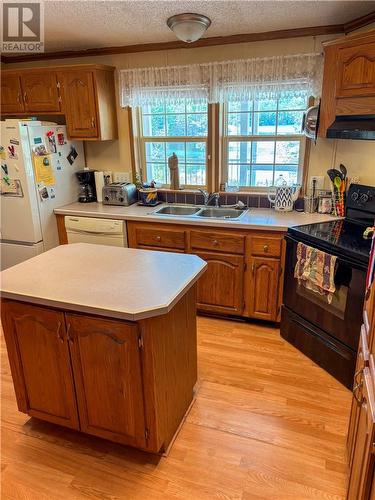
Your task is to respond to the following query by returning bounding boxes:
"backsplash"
[156,191,304,210]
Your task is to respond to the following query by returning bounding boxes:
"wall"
[3,33,375,188]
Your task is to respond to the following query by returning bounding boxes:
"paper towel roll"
[94,171,105,203]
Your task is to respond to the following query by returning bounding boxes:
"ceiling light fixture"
[167,13,211,43]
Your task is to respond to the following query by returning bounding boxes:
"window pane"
[186,165,206,186]
[166,142,185,163]
[256,98,277,111]
[278,92,306,110]
[166,101,185,113]
[253,112,276,135]
[186,142,206,163]
[227,113,252,136]
[228,101,253,112]
[145,142,165,162]
[147,163,167,184]
[251,165,274,187]
[187,113,207,136]
[143,114,165,136]
[251,141,275,164]
[166,114,186,136]
[228,164,250,186]
[228,141,251,163]
[143,103,165,114]
[275,141,300,164]
[277,111,304,135]
[186,102,207,113]
[274,165,298,185]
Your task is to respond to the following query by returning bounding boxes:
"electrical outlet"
[310,176,325,190]
[113,171,131,183]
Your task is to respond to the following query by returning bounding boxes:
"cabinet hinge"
[138,335,144,349]
[145,428,150,440]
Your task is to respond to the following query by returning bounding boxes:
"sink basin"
[154,205,201,216]
[197,208,246,219]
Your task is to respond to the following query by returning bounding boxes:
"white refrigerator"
[1,119,85,270]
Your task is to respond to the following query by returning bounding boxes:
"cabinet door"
[196,251,244,315]
[348,326,370,468]
[347,367,375,500]
[66,313,147,448]
[1,301,79,429]
[249,257,280,321]
[20,71,60,112]
[62,70,99,138]
[337,43,375,98]
[1,74,24,113]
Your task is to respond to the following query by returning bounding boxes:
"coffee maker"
[76,170,97,203]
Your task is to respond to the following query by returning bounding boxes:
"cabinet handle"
[91,117,96,128]
[56,321,64,343]
[353,378,364,405]
[66,323,73,344]
[155,235,161,242]
[17,93,22,104]
[252,263,256,275]
[23,92,28,103]
[263,245,269,252]
[212,240,218,246]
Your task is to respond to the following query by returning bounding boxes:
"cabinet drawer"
[249,236,281,257]
[190,230,244,254]
[135,227,185,250]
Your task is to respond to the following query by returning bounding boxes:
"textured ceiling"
[43,1,375,51]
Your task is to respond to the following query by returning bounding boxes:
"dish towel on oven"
[294,242,337,303]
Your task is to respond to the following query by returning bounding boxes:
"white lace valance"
[119,52,323,107]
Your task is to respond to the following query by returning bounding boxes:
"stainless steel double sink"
[152,205,247,220]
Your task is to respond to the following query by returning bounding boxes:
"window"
[222,92,307,189]
[138,100,208,188]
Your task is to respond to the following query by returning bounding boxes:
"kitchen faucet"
[198,189,220,207]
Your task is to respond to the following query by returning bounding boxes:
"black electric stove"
[281,184,375,388]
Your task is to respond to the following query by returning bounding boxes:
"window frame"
[136,104,211,190]
[220,100,307,192]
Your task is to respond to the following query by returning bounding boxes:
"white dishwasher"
[65,216,128,247]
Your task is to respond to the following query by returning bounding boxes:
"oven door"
[283,235,366,350]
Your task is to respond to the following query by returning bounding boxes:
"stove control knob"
[104,196,109,201]
[360,193,369,203]
[119,197,124,202]
[351,192,359,201]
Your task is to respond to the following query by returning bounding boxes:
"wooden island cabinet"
[1,244,206,453]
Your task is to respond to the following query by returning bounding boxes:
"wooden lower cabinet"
[1,301,79,429]
[249,257,280,321]
[67,313,147,448]
[196,251,244,315]
[1,290,198,453]
[126,221,284,322]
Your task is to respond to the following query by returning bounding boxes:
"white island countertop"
[54,202,339,231]
[0,243,207,321]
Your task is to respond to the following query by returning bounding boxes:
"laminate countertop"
[0,243,207,321]
[54,202,339,231]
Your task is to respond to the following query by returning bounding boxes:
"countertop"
[0,243,207,321]
[54,202,339,231]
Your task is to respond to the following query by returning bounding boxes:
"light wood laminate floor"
[1,316,351,499]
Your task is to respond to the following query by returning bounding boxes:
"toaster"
[102,182,137,206]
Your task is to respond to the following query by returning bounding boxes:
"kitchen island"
[1,243,206,453]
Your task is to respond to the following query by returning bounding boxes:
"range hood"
[326,115,375,140]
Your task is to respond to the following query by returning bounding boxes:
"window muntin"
[223,92,307,188]
[139,101,208,187]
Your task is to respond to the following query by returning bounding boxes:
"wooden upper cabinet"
[196,251,244,315]
[1,74,24,113]
[20,71,61,112]
[248,257,280,321]
[320,28,375,137]
[1,65,118,141]
[66,313,147,448]
[337,43,375,98]
[0,301,79,429]
[62,70,98,138]
[60,67,118,140]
